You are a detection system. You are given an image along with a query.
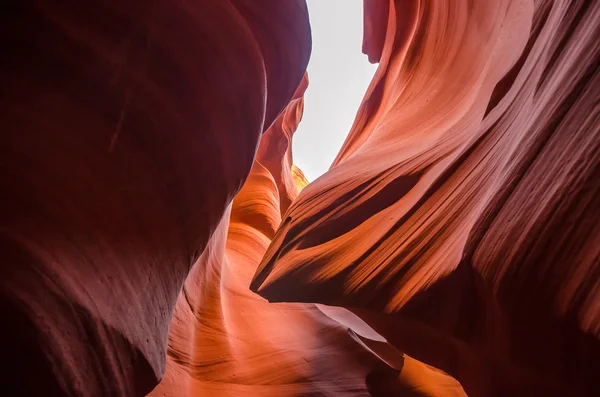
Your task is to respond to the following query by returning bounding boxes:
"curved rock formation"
[149,75,388,396]
[3,0,599,396]
[0,1,310,395]
[252,0,600,396]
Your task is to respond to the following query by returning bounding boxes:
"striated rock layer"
[0,1,310,395]
[2,0,599,396]
[252,0,600,396]
[149,75,386,397]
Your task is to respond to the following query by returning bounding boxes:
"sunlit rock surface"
[252,0,600,396]
[0,1,310,396]
[2,0,599,396]
[149,75,386,397]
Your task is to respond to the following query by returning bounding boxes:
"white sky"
[293,0,378,181]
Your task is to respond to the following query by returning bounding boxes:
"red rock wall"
[252,0,600,396]
[0,1,310,396]
[2,0,599,396]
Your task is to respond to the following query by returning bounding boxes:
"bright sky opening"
[292,0,378,181]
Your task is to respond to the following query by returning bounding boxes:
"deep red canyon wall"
[1,0,599,396]
[0,1,309,395]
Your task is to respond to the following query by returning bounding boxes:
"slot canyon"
[1,0,599,396]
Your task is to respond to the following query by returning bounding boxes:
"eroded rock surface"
[252,1,600,396]
[2,0,599,396]
[149,75,388,397]
[0,1,310,395]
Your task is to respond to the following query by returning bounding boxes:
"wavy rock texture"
[149,75,389,397]
[253,0,600,396]
[0,1,310,396]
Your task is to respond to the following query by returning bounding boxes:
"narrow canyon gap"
[0,1,598,397]
[293,0,377,181]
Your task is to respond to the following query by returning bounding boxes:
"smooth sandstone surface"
[2,0,599,396]
[1,1,310,395]
[252,0,600,396]
[149,75,389,396]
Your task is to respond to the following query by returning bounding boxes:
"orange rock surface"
[149,74,389,396]
[252,0,600,396]
[2,0,599,396]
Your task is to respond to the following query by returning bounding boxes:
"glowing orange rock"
[4,0,599,395]
[149,75,383,396]
[0,1,310,395]
[252,0,600,396]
